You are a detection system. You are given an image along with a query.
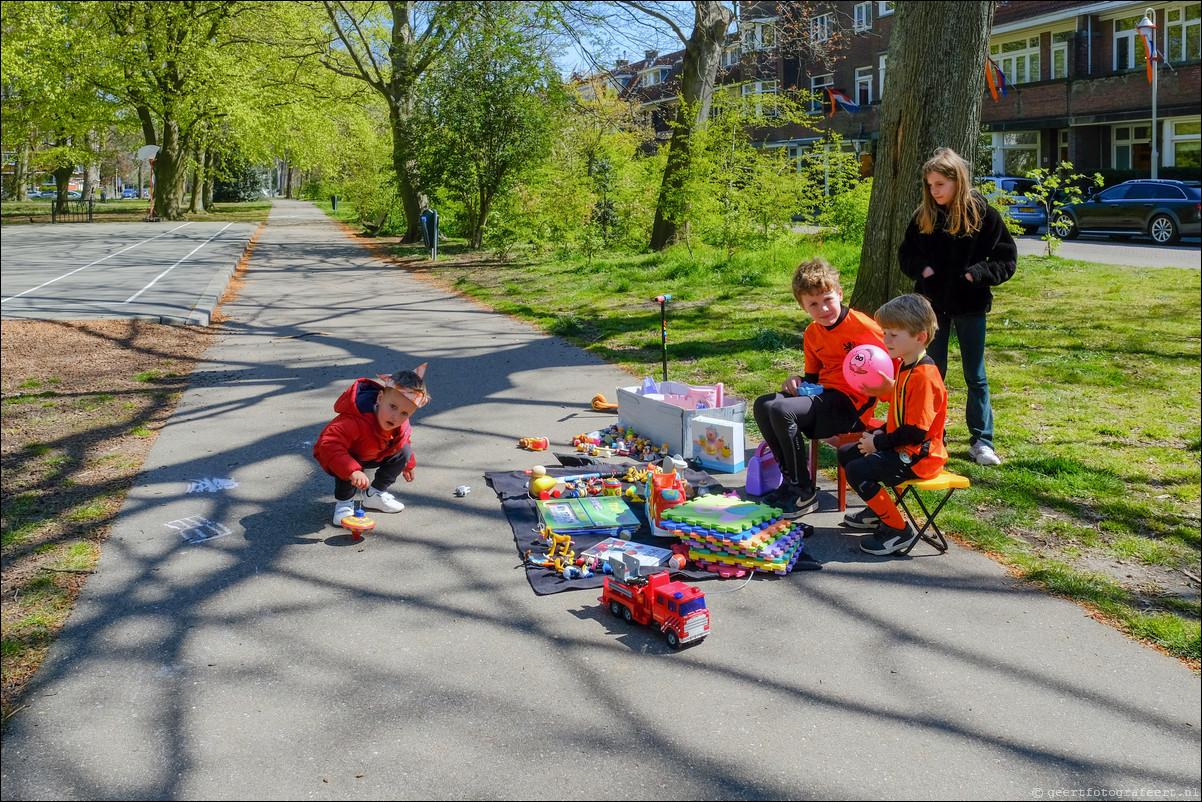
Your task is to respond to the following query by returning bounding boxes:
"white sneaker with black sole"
[843,507,880,530]
[332,499,355,526]
[364,487,405,513]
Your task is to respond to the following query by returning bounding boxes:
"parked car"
[66,191,81,199]
[979,176,1046,234]
[1050,179,1201,246]
[122,188,139,199]
[38,190,57,199]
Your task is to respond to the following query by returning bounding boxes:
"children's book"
[536,496,640,536]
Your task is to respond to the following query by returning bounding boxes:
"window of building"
[878,54,887,98]
[854,2,872,32]
[743,80,778,117]
[1058,129,1069,163]
[1051,31,1071,79]
[1167,4,1201,63]
[1112,124,1151,170]
[855,66,874,105]
[991,36,1041,83]
[1114,16,1149,70]
[812,13,832,43]
[744,20,776,51]
[878,1,894,16]
[721,45,740,67]
[811,73,833,113]
[1166,118,1201,167]
[989,131,1039,176]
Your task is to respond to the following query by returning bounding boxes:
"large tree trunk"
[388,2,428,243]
[648,0,732,251]
[850,0,996,312]
[153,119,189,220]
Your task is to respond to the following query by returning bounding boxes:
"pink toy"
[842,344,894,394]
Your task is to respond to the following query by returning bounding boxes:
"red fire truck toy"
[599,558,710,649]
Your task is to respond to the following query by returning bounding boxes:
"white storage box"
[689,416,746,473]
[617,382,747,461]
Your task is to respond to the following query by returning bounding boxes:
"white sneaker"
[969,442,1002,466]
[333,499,354,526]
[364,487,405,513]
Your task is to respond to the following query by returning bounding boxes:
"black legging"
[752,390,863,486]
[331,444,413,501]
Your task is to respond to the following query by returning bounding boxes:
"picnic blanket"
[484,464,819,595]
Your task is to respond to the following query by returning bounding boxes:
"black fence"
[51,199,94,223]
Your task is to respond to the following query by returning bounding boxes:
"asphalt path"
[1,200,1198,800]
[1014,230,1200,269]
[0,221,258,325]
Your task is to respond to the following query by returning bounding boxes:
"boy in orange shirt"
[838,294,948,556]
[752,258,888,516]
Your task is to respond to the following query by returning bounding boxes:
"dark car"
[121,188,139,199]
[979,176,1046,234]
[1050,179,1201,245]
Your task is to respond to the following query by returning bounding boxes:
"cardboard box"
[617,382,746,460]
[689,416,746,473]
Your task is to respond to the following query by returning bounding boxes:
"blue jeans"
[926,313,993,449]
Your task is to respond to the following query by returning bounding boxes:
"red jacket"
[313,378,416,479]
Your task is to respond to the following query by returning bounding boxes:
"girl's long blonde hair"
[915,147,982,237]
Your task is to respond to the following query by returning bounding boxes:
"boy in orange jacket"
[837,295,948,556]
[313,364,430,527]
[752,258,888,516]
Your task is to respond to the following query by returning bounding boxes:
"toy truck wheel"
[609,600,624,618]
[616,528,633,541]
[622,605,634,625]
[666,629,683,650]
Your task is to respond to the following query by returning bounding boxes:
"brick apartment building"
[601,0,1201,181]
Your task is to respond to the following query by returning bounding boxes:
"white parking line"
[0,223,192,304]
[122,223,233,304]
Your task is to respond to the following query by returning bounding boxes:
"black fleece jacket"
[897,194,1017,317]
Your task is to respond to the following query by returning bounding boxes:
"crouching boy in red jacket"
[313,364,430,527]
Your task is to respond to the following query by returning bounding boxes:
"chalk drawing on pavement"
[165,515,232,544]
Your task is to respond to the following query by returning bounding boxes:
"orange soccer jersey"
[803,307,888,422]
[886,356,948,479]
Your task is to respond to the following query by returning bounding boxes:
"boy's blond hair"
[791,257,843,302]
[875,294,938,343]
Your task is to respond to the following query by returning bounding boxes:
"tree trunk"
[153,120,189,220]
[52,164,72,215]
[391,105,428,243]
[648,0,733,251]
[5,142,29,199]
[202,148,214,210]
[850,0,995,312]
[187,144,204,214]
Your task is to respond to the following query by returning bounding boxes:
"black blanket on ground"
[484,464,819,595]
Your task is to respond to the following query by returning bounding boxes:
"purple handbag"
[746,442,782,496]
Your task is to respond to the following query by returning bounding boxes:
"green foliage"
[822,177,873,242]
[212,151,267,203]
[1024,162,1104,256]
[417,5,565,249]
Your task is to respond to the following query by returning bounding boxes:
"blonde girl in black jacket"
[898,147,1017,466]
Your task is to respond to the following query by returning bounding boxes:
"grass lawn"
[373,228,1200,663]
[0,197,272,225]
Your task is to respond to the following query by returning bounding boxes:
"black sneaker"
[771,483,819,517]
[843,507,880,530]
[859,522,919,556]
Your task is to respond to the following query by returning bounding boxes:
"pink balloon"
[842,344,894,394]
